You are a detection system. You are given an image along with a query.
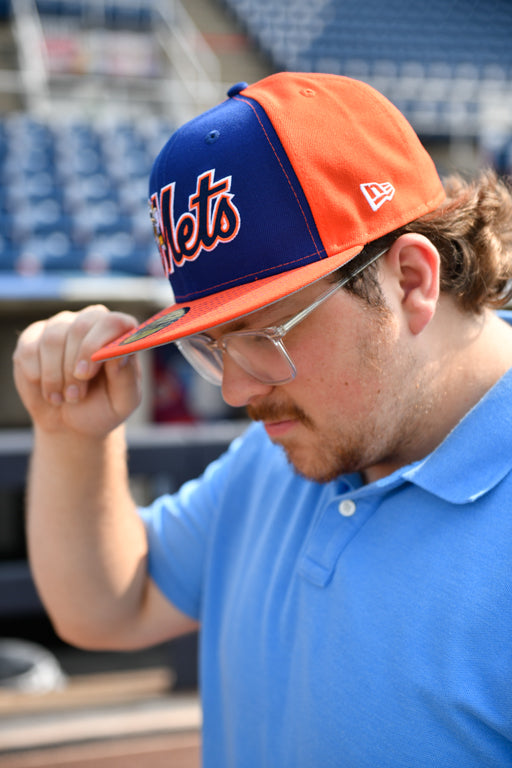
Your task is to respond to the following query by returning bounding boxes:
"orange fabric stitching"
[232,95,322,259]
[173,246,327,301]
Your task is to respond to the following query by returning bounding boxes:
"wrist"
[33,423,127,463]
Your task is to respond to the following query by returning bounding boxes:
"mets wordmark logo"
[360,182,395,212]
[150,169,241,276]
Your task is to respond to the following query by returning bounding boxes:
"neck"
[364,304,512,484]
[433,306,512,419]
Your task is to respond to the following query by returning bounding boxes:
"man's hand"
[13,305,142,438]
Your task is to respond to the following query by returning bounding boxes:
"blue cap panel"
[149,95,326,303]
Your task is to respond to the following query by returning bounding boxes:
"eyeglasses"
[176,248,387,387]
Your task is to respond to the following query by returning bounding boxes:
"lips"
[247,398,313,439]
[263,419,298,438]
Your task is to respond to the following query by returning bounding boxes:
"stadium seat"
[222,0,512,132]
[0,113,172,277]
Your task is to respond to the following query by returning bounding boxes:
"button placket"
[298,494,375,587]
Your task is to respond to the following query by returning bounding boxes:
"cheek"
[294,312,399,411]
[291,340,365,411]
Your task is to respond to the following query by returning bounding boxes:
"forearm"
[27,424,149,649]
[14,308,194,648]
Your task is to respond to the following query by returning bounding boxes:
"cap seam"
[174,246,329,301]
[232,94,324,260]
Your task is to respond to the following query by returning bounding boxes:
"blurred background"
[0,0,511,765]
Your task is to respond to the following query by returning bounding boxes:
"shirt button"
[339,499,356,517]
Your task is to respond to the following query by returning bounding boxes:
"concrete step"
[0,667,201,754]
[0,731,201,768]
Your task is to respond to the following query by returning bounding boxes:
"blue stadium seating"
[222,0,512,77]
[0,114,174,277]
[34,0,154,30]
[221,0,512,169]
[3,1,511,281]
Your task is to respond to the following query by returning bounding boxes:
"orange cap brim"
[92,243,362,361]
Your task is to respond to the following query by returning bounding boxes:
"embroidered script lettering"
[150,169,241,275]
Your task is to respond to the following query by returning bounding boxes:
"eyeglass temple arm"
[276,247,388,337]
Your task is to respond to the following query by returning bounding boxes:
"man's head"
[93,71,445,363]
[89,72,512,482]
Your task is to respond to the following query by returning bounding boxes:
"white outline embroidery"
[360,182,395,212]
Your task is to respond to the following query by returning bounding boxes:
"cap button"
[227,81,248,98]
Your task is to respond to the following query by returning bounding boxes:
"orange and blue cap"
[93,71,445,361]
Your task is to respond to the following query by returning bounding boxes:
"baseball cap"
[93,71,445,362]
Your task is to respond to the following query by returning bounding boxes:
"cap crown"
[149,72,444,304]
[93,72,445,361]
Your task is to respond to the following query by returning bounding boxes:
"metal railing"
[7,0,224,121]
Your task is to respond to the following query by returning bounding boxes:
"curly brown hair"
[338,169,512,313]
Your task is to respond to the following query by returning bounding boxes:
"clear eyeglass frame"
[176,248,388,387]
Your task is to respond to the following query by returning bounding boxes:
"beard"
[247,392,423,484]
[246,341,428,484]
[246,397,374,483]
[244,291,433,484]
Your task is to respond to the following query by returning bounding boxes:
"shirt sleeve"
[138,430,247,621]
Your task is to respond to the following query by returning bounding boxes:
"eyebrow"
[222,318,249,334]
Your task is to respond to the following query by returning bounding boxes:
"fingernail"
[49,392,63,406]
[74,360,89,378]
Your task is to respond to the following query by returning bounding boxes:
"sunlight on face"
[246,289,429,483]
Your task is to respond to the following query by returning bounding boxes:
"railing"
[8,0,224,121]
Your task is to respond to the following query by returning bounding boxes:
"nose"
[221,354,274,408]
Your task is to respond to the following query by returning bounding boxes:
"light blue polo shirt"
[140,368,512,767]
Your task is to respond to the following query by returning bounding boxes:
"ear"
[383,233,440,335]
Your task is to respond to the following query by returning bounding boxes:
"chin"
[283,448,347,484]
[281,432,370,482]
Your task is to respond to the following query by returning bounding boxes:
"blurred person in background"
[13,73,512,766]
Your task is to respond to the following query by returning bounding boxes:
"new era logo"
[360,182,395,212]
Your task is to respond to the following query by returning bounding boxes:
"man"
[13,73,512,766]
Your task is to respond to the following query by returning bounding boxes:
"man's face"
[218,274,432,483]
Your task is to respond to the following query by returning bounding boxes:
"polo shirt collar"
[399,367,512,504]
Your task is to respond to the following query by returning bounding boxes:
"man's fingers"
[47,306,138,404]
[13,307,139,408]
[13,320,46,384]
[66,308,138,387]
[12,320,47,411]
[104,354,142,419]
[39,312,77,403]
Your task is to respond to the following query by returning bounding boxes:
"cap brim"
[91,244,362,362]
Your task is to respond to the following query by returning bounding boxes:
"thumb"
[104,354,142,420]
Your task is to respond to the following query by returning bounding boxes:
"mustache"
[246,400,312,427]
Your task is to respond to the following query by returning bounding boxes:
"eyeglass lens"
[224,334,293,384]
[176,247,387,387]
[177,337,224,385]
[177,333,294,386]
